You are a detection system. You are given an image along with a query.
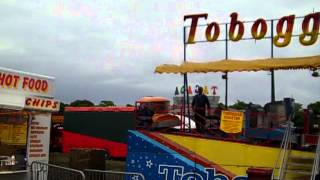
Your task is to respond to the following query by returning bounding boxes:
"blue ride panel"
[125,130,247,180]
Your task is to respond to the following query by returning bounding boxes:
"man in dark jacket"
[192,86,210,133]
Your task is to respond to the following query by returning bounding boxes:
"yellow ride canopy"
[155,55,320,73]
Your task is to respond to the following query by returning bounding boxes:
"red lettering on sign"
[30,135,37,138]
[229,12,244,41]
[21,76,49,93]
[22,77,29,89]
[31,122,39,125]
[28,79,35,90]
[31,131,44,134]
[52,101,58,109]
[41,80,48,92]
[32,98,41,107]
[206,22,220,42]
[25,98,32,106]
[273,15,295,47]
[30,144,43,148]
[299,12,320,46]
[41,100,45,107]
[31,140,41,143]
[35,80,41,91]
[45,100,52,108]
[251,18,267,40]
[29,154,41,157]
[13,75,20,88]
[0,73,5,86]
[184,14,208,44]
[5,74,12,87]
[183,12,320,47]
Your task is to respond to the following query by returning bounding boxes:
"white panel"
[27,113,51,164]
[0,93,25,110]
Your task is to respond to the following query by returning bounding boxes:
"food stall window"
[0,110,29,172]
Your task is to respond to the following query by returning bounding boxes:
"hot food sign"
[0,67,54,98]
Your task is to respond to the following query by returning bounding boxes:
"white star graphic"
[146,160,153,168]
[132,175,139,180]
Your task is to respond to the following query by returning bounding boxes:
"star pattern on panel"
[146,159,153,168]
[131,175,140,180]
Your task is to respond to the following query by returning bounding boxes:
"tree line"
[59,100,133,113]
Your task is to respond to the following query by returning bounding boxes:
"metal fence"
[84,169,145,180]
[30,161,85,180]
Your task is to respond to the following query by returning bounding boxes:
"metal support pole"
[183,26,191,132]
[271,20,275,103]
[225,24,229,109]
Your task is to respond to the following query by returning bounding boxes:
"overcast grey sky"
[0,0,319,107]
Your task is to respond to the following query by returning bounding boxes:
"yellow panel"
[0,122,27,145]
[161,133,314,175]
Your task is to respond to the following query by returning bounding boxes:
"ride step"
[283,175,311,180]
[288,155,314,161]
[288,155,315,165]
[284,169,311,175]
[286,162,313,168]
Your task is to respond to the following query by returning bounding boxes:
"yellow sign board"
[0,122,27,145]
[220,110,244,133]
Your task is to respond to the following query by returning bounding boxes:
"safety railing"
[30,161,85,180]
[84,169,145,180]
[311,134,320,180]
[270,121,292,180]
[271,110,294,180]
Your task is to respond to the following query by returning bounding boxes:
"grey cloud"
[0,1,319,107]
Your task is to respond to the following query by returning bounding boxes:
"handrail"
[271,114,293,180]
[311,134,320,180]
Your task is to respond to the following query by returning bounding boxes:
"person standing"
[192,86,211,133]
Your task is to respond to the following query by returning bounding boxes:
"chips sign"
[220,110,244,133]
[25,97,60,112]
[184,12,320,47]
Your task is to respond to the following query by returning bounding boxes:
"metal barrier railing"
[271,106,294,180]
[311,134,320,180]
[84,169,145,180]
[30,161,85,180]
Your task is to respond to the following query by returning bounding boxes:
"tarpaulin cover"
[155,55,320,73]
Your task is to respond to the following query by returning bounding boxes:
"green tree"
[59,102,69,113]
[70,99,94,107]
[228,100,248,110]
[99,100,115,107]
[126,104,134,107]
[292,103,304,127]
[308,101,320,114]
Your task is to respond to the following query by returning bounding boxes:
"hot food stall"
[0,67,59,174]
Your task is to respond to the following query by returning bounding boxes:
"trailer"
[62,97,180,158]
